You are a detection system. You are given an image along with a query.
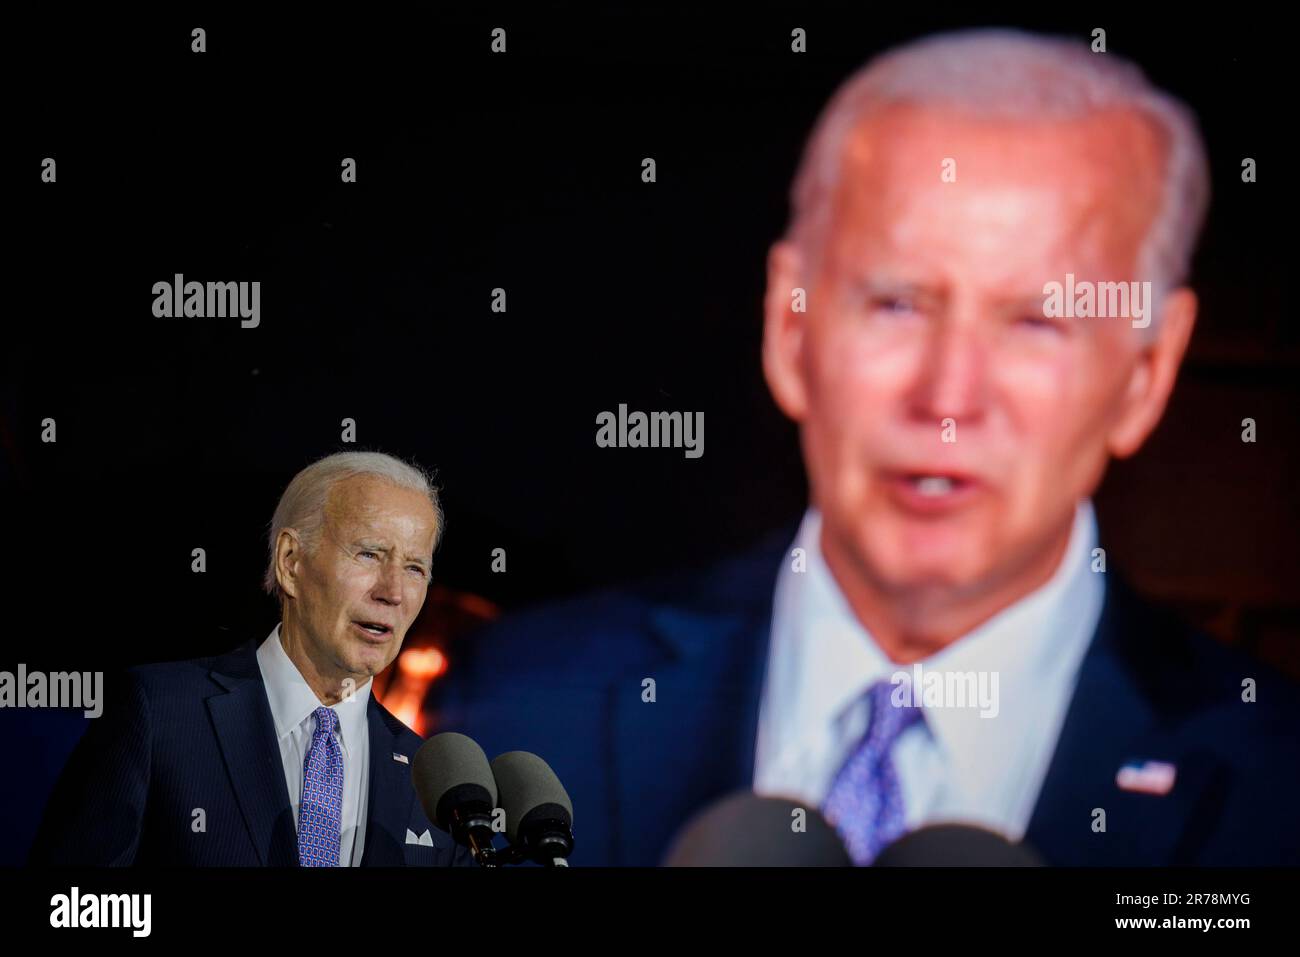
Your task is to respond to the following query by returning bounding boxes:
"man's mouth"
[913,475,960,496]
[352,620,394,640]
[884,470,984,512]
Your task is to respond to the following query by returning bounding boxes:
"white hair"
[785,28,1211,321]
[262,450,444,601]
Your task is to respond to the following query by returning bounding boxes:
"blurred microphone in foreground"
[662,793,851,866]
[662,792,1043,867]
[873,824,1043,867]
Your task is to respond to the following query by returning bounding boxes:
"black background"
[4,4,1294,680]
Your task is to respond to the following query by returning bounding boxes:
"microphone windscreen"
[412,732,498,832]
[490,751,573,844]
[662,792,852,866]
[873,824,1043,866]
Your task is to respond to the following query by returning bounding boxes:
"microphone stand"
[448,805,501,867]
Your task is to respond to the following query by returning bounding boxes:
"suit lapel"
[1025,578,1231,865]
[206,640,299,866]
[360,699,415,866]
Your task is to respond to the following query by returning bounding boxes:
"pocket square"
[405,828,434,846]
[1116,760,1176,795]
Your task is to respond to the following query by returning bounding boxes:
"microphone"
[489,751,575,867]
[412,732,501,867]
[662,792,852,866]
[872,823,1043,866]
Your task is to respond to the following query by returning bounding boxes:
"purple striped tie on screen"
[821,679,924,865]
[298,706,344,867]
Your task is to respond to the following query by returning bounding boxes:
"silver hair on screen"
[784,28,1212,326]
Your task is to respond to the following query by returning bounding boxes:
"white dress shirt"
[753,500,1103,841]
[256,624,372,866]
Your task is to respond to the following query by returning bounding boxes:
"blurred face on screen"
[276,475,439,701]
[763,104,1197,644]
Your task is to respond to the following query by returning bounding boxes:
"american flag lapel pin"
[1116,759,1177,795]
[392,752,409,764]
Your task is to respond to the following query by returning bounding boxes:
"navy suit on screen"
[29,640,473,867]
[434,527,1300,866]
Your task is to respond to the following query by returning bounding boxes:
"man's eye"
[1017,315,1063,333]
[358,550,378,560]
[407,566,427,577]
[871,297,916,315]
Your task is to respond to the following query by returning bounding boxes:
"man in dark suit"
[434,30,1300,866]
[30,451,473,867]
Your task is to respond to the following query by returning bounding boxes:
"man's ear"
[1108,286,1198,458]
[762,240,812,422]
[273,529,305,600]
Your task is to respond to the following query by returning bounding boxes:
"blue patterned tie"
[822,679,924,865]
[298,706,343,867]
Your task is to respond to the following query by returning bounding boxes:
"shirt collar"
[256,623,373,756]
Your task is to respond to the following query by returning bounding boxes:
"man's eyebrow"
[853,278,1049,312]
[853,276,946,300]
[997,291,1057,313]
[351,538,431,566]
[352,540,431,569]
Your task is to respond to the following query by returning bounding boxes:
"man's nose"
[905,318,990,425]
[370,560,404,605]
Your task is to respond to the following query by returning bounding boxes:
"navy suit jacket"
[435,527,1300,866]
[29,639,473,867]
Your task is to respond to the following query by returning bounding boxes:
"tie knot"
[865,679,923,745]
[313,706,338,737]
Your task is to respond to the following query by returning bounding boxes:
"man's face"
[765,104,1194,598]
[285,475,439,683]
